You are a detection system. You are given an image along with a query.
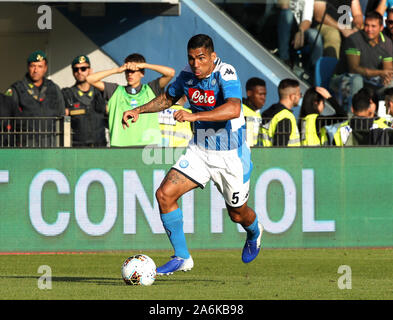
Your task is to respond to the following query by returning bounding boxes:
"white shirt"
[290,0,314,25]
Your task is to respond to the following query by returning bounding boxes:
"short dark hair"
[246,77,266,91]
[352,88,374,112]
[187,34,214,52]
[124,53,146,73]
[365,11,383,25]
[385,87,393,100]
[278,78,299,98]
[299,87,324,117]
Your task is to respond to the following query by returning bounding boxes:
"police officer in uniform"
[62,55,107,147]
[0,92,20,146]
[5,50,65,147]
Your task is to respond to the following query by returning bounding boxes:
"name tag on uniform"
[70,109,86,116]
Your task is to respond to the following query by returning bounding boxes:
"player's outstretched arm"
[122,91,175,129]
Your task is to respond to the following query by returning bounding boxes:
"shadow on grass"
[0,275,122,286]
[0,275,222,286]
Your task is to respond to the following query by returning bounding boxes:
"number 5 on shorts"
[231,192,239,205]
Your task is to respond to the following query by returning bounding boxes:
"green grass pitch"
[0,248,392,300]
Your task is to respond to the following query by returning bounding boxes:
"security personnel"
[242,77,266,147]
[373,116,390,128]
[261,79,301,147]
[300,113,328,146]
[298,86,347,146]
[332,88,389,146]
[5,50,65,147]
[332,117,389,146]
[0,92,20,146]
[243,104,262,147]
[384,87,393,127]
[159,104,193,147]
[62,55,107,147]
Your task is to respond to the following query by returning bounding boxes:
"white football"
[121,254,156,286]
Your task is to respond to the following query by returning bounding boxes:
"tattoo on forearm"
[138,93,172,114]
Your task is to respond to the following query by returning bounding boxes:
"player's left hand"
[173,110,196,122]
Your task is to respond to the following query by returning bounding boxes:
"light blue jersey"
[167,58,246,151]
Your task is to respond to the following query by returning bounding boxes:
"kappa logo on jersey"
[220,65,237,81]
[188,88,216,106]
[223,68,234,76]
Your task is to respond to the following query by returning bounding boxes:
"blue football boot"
[156,255,194,275]
[242,222,263,263]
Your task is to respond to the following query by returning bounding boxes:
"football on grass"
[121,254,156,286]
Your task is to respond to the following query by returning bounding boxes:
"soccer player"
[122,34,263,275]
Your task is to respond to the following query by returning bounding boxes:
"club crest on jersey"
[179,159,189,168]
[188,88,215,106]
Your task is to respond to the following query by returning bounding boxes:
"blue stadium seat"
[314,56,338,92]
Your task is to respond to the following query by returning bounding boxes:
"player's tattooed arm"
[122,91,175,128]
[138,91,174,114]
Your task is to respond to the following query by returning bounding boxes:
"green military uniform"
[62,55,107,147]
[62,85,107,147]
[5,50,65,147]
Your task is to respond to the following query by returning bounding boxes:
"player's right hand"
[122,110,139,129]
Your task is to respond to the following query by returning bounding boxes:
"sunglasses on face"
[387,20,393,25]
[125,69,141,74]
[73,66,89,72]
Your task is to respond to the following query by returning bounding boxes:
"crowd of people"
[0,47,392,148]
[0,50,189,148]
[255,1,393,99]
[1,0,393,147]
[246,77,393,147]
[248,0,393,146]
[256,1,392,72]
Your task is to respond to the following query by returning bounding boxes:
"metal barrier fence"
[0,115,391,147]
[0,116,71,148]
[248,116,392,146]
